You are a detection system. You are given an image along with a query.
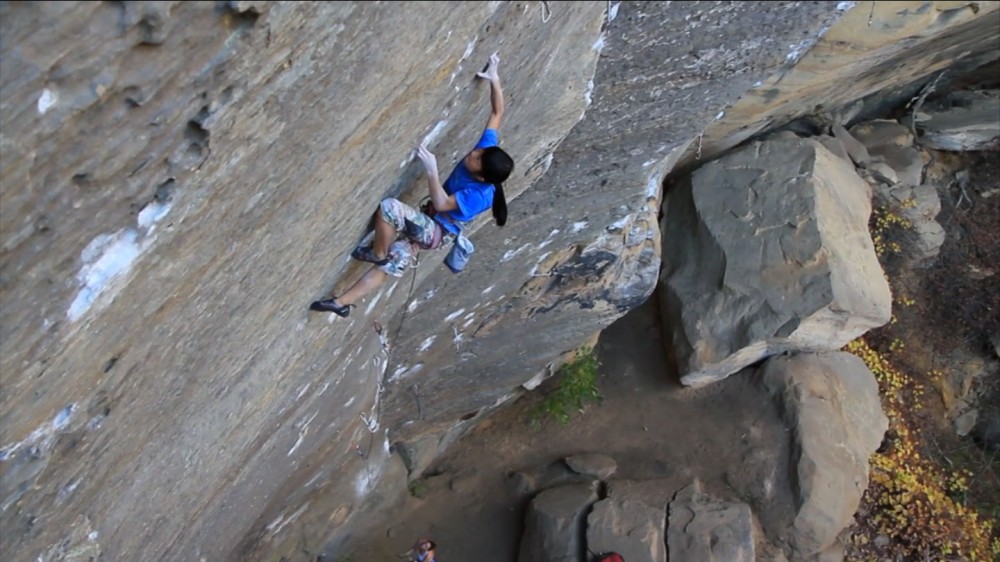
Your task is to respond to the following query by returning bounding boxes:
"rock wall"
[669,0,1000,173]
[0,2,847,560]
[4,1,997,560]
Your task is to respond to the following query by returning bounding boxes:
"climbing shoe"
[350,245,389,266]
[309,298,353,317]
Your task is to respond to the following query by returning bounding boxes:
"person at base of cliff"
[310,52,514,317]
[409,538,437,562]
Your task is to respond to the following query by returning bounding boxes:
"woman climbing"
[310,52,514,317]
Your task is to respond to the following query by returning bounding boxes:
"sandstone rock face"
[670,1,1000,172]
[587,497,667,562]
[915,89,1000,151]
[1,2,848,560]
[667,481,756,562]
[760,352,888,559]
[518,482,599,562]
[659,139,892,386]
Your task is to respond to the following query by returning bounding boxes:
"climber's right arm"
[416,144,458,212]
[476,52,504,131]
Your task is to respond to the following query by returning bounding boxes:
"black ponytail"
[482,147,514,227]
[492,182,507,226]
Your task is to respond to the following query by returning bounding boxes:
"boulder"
[659,138,892,386]
[874,181,945,263]
[564,453,617,481]
[815,135,851,165]
[868,144,929,187]
[587,497,667,562]
[914,89,1000,151]
[518,482,599,562]
[666,480,755,562]
[849,119,914,150]
[830,124,870,168]
[759,352,888,558]
[606,478,679,509]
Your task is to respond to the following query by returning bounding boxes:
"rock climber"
[410,538,437,562]
[310,52,514,317]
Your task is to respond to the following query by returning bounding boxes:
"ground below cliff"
[326,150,999,562]
[330,291,788,561]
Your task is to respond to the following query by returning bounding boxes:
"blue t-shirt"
[435,129,499,234]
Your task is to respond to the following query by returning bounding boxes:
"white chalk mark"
[137,201,171,231]
[365,290,383,315]
[295,383,311,401]
[592,34,606,53]
[572,221,588,233]
[287,411,318,456]
[444,309,465,322]
[68,197,172,321]
[68,230,141,321]
[419,336,436,352]
[267,502,310,536]
[481,285,494,295]
[501,244,531,263]
[1,404,76,462]
[392,363,424,382]
[462,38,477,60]
[37,89,56,114]
[422,120,449,147]
[608,2,620,21]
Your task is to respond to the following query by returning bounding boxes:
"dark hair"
[481,146,513,227]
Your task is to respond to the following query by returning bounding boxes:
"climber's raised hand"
[415,143,439,178]
[476,52,501,83]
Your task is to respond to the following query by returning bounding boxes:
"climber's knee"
[378,197,415,232]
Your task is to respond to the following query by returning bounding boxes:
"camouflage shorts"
[375,198,450,277]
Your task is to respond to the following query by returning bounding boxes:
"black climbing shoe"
[351,245,389,266]
[309,298,353,317]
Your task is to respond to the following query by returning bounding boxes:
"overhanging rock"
[0,2,847,560]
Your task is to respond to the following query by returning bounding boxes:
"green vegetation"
[407,478,427,499]
[532,347,602,425]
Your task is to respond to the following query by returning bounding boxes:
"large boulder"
[587,497,667,562]
[659,138,892,386]
[667,480,756,562]
[759,352,888,558]
[518,482,599,562]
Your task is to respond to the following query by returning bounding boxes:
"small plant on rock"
[533,347,601,425]
[871,203,911,257]
[408,479,427,499]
